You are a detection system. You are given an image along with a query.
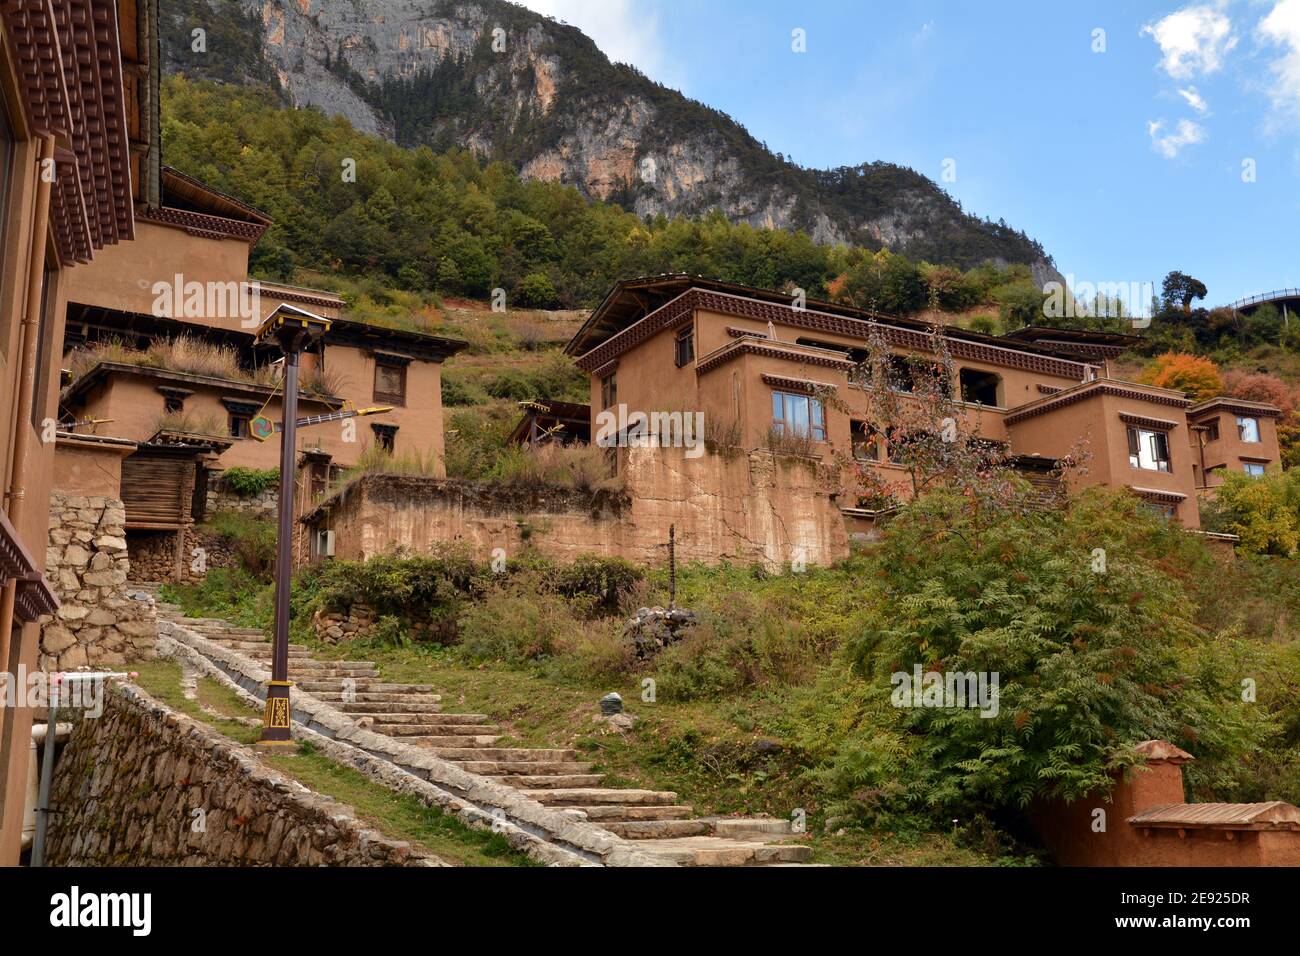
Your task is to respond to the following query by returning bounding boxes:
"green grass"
[128,661,534,866]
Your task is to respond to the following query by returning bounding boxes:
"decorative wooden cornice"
[0,512,57,622]
[1004,382,1192,426]
[4,0,134,264]
[1119,411,1179,431]
[575,287,1096,381]
[592,359,620,380]
[760,373,840,394]
[1188,398,1283,419]
[137,205,269,244]
[16,571,59,623]
[697,338,855,376]
[1037,384,1062,395]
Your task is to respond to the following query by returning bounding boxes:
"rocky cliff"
[163,0,1056,278]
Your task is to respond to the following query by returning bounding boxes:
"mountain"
[162,0,1058,282]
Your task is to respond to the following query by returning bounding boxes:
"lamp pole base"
[258,679,294,744]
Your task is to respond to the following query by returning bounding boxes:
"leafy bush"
[545,555,644,615]
[457,587,583,664]
[1139,351,1222,399]
[830,487,1271,818]
[221,467,280,497]
[206,510,278,578]
[301,549,487,644]
[1200,470,1300,555]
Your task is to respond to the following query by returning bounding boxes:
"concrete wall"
[304,444,849,569]
[44,682,437,866]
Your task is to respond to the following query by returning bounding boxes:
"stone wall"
[42,493,157,670]
[206,477,278,520]
[127,527,239,584]
[44,681,439,866]
[301,444,849,569]
[313,602,378,644]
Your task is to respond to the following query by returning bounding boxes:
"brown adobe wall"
[302,444,849,569]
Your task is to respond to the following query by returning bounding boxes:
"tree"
[1200,470,1300,555]
[831,487,1268,816]
[1161,271,1208,313]
[1140,352,1222,400]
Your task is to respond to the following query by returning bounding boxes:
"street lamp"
[252,304,331,746]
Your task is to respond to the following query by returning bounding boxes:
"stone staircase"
[153,602,812,866]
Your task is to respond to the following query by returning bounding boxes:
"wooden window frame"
[374,359,407,407]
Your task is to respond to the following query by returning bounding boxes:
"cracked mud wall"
[305,446,848,568]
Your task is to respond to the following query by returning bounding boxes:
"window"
[163,394,185,414]
[371,423,397,452]
[772,390,825,441]
[29,262,55,428]
[373,359,407,406]
[229,414,250,439]
[601,372,617,409]
[674,327,695,367]
[959,368,1001,406]
[850,420,881,462]
[1237,416,1260,443]
[1127,426,1171,472]
[1244,462,1266,477]
[1203,420,1220,442]
[888,354,949,395]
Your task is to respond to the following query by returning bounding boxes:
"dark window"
[1204,420,1220,442]
[959,368,1001,406]
[374,360,407,406]
[164,395,184,414]
[675,327,695,367]
[888,354,949,395]
[601,373,617,409]
[372,423,397,452]
[1127,426,1171,472]
[772,390,826,441]
[30,261,58,429]
[229,415,250,439]
[850,420,881,461]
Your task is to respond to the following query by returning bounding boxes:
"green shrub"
[206,510,278,578]
[220,466,280,497]
[457,588,582,664]
[546,555,644,615]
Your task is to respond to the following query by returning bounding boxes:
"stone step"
[426,748,578,762]
[452,760,595,775]
[632,837,813,866]
[488,774,606,789]
[217,642,310,656]
[315,692,443,705]
[298,681,436,694]
[337,703,447,716]
[397,735,503,748]
[598,819,714,840]
[711,818,794,839]
[521,788,679,807]
[286,667,380,678]
[563,805,696,822]
[370,722,495,736]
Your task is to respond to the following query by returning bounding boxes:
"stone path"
[152,601,813,866]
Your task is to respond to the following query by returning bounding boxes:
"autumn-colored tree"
[1221,370,1297,416]
[1139,352,1223,400]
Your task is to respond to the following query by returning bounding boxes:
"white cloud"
[1257,0,1300,122]
[1141,4,1237,79]
[1148,118,1207,157]
[1177,85,1209,113]
[518,0,675,83]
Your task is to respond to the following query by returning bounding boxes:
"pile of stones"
[622,605,698,659]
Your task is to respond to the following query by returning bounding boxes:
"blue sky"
[521,0,1300,306]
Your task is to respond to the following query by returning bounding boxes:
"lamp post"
[252,305,331,746]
